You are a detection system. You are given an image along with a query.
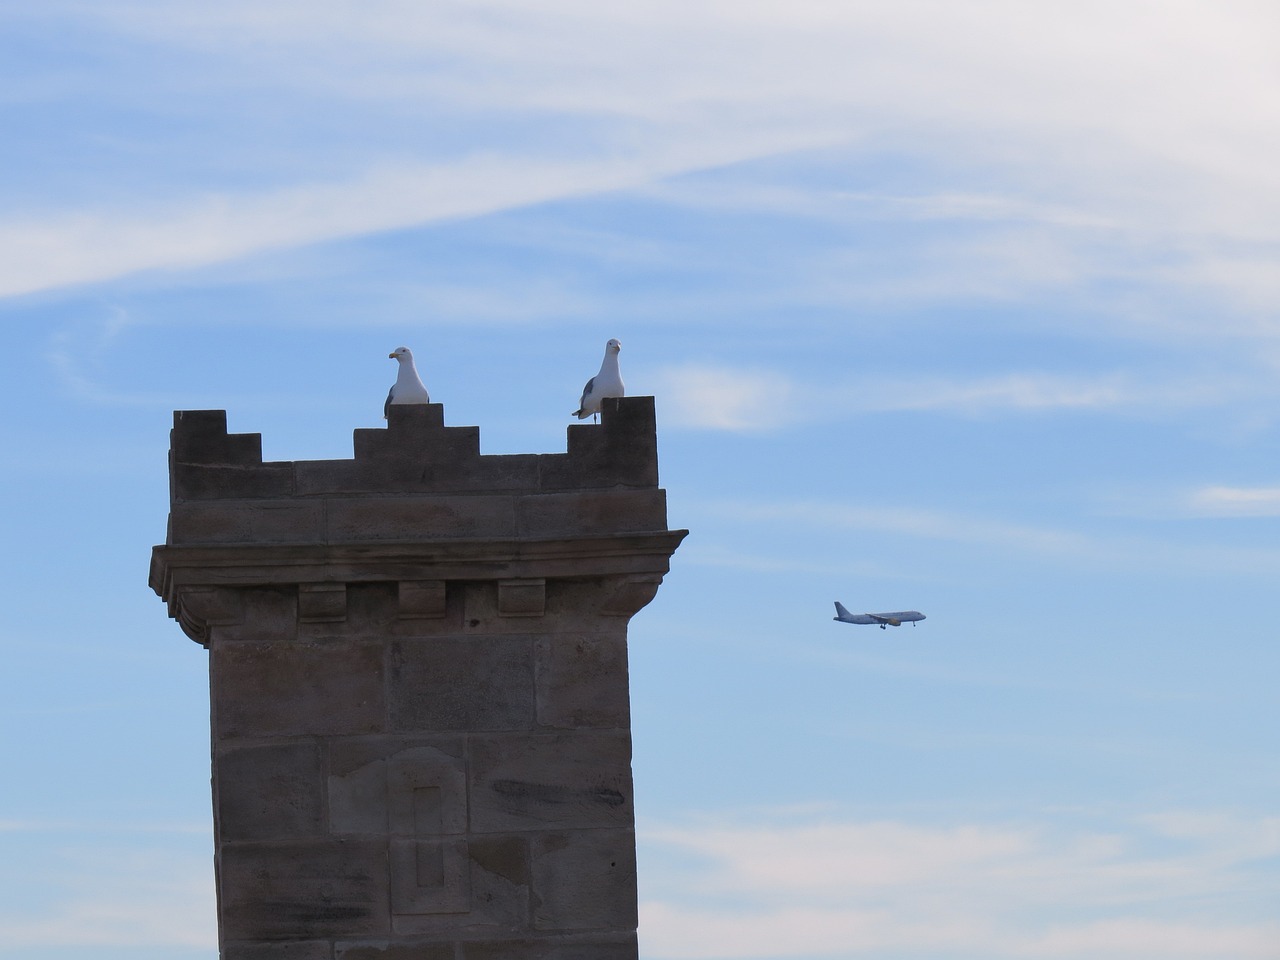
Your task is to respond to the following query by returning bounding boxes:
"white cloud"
[1185,485,1280,517]
[6,0,1280,324]
[650,363,1233,432]
[653,364,795,431]
[639,810,1280,959]
[0,152,746,299]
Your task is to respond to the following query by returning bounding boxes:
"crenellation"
[172,410,265,465]
[170,398,660,506]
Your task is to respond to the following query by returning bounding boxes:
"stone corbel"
[497,578,545,617]
[600,574,665,617]
[173,586,244,647]
[299,583,347,623]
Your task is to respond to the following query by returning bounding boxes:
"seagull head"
[606,338,621,353]
[389,346,413,361]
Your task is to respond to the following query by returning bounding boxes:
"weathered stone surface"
[335,942,454,960]
[172,461,295,501]
[398,580,447,619]
[328,737,467,837]
[391,833,531,937]
[223,941,334,960]
[212,640,384,738]
[531,831,638,932]
[299,583,347,623]
[460,934,638,960]
[516,490,667,539]
[534,635,630,729]
[170,499,325,545]
[171,410,264,465]
[326,495,518,541]
[390,837,470,915]
[214,587,297,643]
[497,579,545,618]
[389,638,535,733]
[216,741,324,842]
[220,839,391,940]
[468,734,633,833]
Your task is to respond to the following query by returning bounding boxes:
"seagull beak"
[388,352,397,359]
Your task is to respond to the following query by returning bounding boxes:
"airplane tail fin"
[833,601,853,621]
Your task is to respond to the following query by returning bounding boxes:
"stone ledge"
[150,531,685,646]
[151,531,686,599]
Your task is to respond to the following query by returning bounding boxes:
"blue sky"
[2,2,1279,957]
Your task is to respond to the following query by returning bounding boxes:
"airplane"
[833,602,926,629]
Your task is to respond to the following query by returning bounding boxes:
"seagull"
[572,338,624,421]
[385,346,430,418]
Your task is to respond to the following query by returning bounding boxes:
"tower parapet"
[150,397,684,960]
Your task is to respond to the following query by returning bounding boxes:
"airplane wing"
[868,614,903,626]
[866,611,925,626]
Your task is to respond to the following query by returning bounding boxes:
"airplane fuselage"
[833,602,926,628]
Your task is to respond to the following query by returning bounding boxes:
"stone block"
[540,398,658,491]
[172,461,296,500]
[300,583,348,623]
[516,490,667,539]
[460,934,637,960]
[325,496,517,541]
[216,741,324,842]
[170,500,325,545]
[343,583,400,632]
[534,635,630,729]
[215,587,297,643]
[171,410,263,465]
[390,837,470,915]
[498,579,545,617]
[468,733,633,833]
[335,942,455,957]
[328,737,467,837]
[220,838,391,940]
[461,584,555,636]
[389,834,531,937]
[531,830,637,932]
[213,641,384,739]
[336,942,453,960]
[223,942,335,960]
[387,747,469,836]
[398,580,447,619]
[465,453,541,492]
[389,638,535,733]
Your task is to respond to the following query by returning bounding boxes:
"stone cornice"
[151,530,687,645]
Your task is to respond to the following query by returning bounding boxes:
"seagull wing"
[573,376,596,418]
[384,385,395,420]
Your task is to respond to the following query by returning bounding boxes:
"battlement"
[171,396,658,501]
[166,396,668,546]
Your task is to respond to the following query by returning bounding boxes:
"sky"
[1,2,1279,958]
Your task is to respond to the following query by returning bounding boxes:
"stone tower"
[148,397,685,960]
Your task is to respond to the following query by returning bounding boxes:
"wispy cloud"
[639,809,1280,959]
[0,846,214,949]
[7,1,1280,327]
[0,153,748,299]
[1184,484,1280,518]
[653,364,795,431]
[652,364,1236,432]
[703,497,1280,577]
